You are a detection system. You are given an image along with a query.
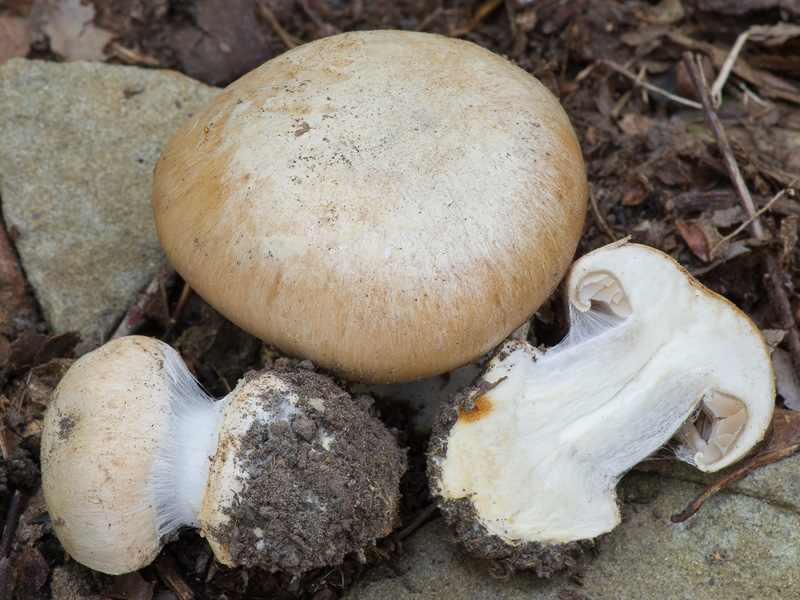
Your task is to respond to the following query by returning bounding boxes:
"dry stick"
[589,186,618,242]
[153,553,195,600]
[395,501,440,541]
[600,59,702,110]
[709,178,800,257]
[414,6,444,31]
[160,282,192,342]
[111,263,178,340]
[257,2,301,49]
[673,408,800,522]
[682,52,800,373]
[0,491,24,558]
[710,28,752,108]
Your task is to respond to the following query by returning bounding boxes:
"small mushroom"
[152,29,587,384]
[428,241,774,576]
[40,336,405,575]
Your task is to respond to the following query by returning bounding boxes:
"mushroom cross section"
[429,242,774,547]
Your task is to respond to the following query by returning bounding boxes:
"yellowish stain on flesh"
[457,394,493,424]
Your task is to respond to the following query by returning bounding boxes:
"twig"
[111,263,178,340]
[298,0,340,36]
[673,408,800,522]
[600,59,702,110]
[448,0,503,38]
[589,186,618,242]
[414,6,444,31]
[682,52,800,373]
[710,28,752,108]
[669,31,800,106]
[107,42,161,67]
[153,553,195,600]
[0,491,24,558]
[709,177,800,257]
[611,64,649,117]
[160,282,192,342]
[257,2,301,49]
[395,501,440,540]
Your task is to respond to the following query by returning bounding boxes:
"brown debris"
[29,0,114,61]
[153,554,194,600]
[690,0,800,16]
[0,558,13,600]
[675,219,713,262]
[682,52,800,373]
[620,175,651,207]
[7,330,78,373]
[111,263,178,340]
[0,14,30,65]
[0,217,38,335]
[11,546,47,598]
[168,0,271,86]
[670,32,800,105]
[0,491,24,557]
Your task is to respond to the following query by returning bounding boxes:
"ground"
[0,0,799,599]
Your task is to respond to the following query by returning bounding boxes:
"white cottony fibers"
[559,300,625,348]
[151,344,228,535]
[434,243,774,545]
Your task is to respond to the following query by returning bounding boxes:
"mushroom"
[427,241,775,576]
[40,336,405,575]
[152,29,588,384]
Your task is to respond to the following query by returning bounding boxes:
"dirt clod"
[207,361,407,575]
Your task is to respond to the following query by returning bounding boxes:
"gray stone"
[0,58,218,352]
[346,462,800,599]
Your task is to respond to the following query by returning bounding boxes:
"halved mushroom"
[428,241,775,575]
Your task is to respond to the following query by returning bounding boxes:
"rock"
[0,58,218,353]
[345,460,800,599]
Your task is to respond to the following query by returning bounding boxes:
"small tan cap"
[40,337,172,574]
[153,30,587,383]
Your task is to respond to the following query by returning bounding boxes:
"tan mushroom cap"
[40,337,172,574]
[153,30,588,384]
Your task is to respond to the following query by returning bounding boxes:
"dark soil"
[1,0,799,599]
[208,359,406,576]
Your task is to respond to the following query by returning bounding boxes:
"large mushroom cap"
[153,30,587,384]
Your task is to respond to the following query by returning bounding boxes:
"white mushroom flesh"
[433,242,774,544]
